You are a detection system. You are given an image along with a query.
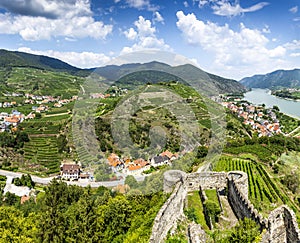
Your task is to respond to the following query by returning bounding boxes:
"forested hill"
[240,69,300,89]
[0,49,246,94]
[94,61,246,94]
[0,49,91,76]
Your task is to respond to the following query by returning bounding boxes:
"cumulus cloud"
[176,11,287,78]
[124,27,138,40]
[121,16,171,54]
[18,47,111,68]
[153,11,164,24]
[0,0,112,41]
[183,1,189,8]
[289,6,298,14]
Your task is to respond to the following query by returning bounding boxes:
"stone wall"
[227,175,267,229]
[186,172,227,192]
[188,222,207,243]
[262,205,300,243]
[151,170,300,243]
[150,173,187,243]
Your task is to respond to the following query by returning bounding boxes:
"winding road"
[0,169,146,188]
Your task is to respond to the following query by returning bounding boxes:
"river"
[243,88,300,119]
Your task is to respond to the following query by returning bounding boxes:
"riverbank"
[271,89,300,102]
[244,89,300,119]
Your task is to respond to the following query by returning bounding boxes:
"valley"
[0,50,300,242]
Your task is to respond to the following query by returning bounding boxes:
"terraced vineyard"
[23,136,60,174]
[213,157,286,214]
[20,116,71,175]
[1,67,83,98]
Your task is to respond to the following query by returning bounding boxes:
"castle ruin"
[150,170,300,243]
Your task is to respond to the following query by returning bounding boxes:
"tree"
[204,200,221,224]
[15,131,29,148]
[57,134,69,153]
[0,206,37,242]
[125,175,139,189]
[184,207,198,223]
[197,146,208,159]
[3,192,19,206]
[227,218,260,243]
[37,180,83,242]
[281,172,300,193]
[65,188,99,242]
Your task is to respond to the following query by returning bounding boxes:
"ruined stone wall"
[188,222,207,243]
[227,176,267,229]
[150,176,187,243]
[152,169,300,243]
[262,206,300,243]
[186,172,227,191]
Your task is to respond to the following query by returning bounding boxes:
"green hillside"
[95,61,246,95]
[0,49,92,76]
[240,69,300,89]
[0,67,85,98]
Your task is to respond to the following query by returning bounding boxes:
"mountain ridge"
[240,68,300,89]
[0,49,246,94]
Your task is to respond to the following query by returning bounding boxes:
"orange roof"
[124,158,131,164]
[160,150,173,159]
[4,117,19,123]
[108,153,120,166]
[134,158,148,167]
[128,165,142,171]
[109,159,122,167]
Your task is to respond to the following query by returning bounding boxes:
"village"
[221,97,282,137]
[0,91,115,132]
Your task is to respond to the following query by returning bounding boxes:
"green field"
[213,157,285,214]
[186,191,209,230]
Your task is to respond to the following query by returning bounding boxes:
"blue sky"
[0,0,299,80]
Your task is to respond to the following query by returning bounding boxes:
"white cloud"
[154,11,164,24]
[212,1,269,17]
[125,0,158,11]
[193,0,269,17]
[289,6,298,14]
[290,53,300,57]
[284,40,300,50]
[184,1,189,8]
[0,0,113,41]
[176,11,288,78]
[121,16,171,54]
[124,27,138,40]
[18,47,111,68]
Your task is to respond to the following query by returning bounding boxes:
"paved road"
[0,169,145,188]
